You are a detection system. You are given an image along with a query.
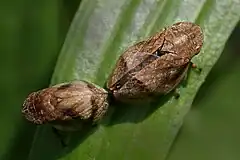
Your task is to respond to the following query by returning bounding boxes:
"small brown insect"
[22,81,109,131]
[107,22,204,102]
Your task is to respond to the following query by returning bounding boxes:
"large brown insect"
[107,22,204,103]
[22,81,109,131]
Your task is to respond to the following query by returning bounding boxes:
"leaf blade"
[29,0,240,159]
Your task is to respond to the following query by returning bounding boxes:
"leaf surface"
[28,0,240,160]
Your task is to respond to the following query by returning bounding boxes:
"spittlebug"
[22,81,109,131]
[107,22,203,102]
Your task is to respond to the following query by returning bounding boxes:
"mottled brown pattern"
[107,22,204,102]
[22,81,109,131]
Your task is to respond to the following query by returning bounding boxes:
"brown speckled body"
[22,81,109,131]
[107,22,204,102]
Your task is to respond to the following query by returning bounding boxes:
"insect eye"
[154,49,162,57]
[115,83,121,89]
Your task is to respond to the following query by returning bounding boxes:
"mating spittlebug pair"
[22,22,203,131]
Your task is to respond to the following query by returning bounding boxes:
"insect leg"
[173,90,180,99]
[52,127,68,148]
[191,62,202,73]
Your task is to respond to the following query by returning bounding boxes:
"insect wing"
[114,53,189,100]
[107,41,149,90]
[135,53,190,94]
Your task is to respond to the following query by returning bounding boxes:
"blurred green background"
[0,1,80,159]
[0,0,239,160]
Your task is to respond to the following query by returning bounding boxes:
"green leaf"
[28,0,240,160]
